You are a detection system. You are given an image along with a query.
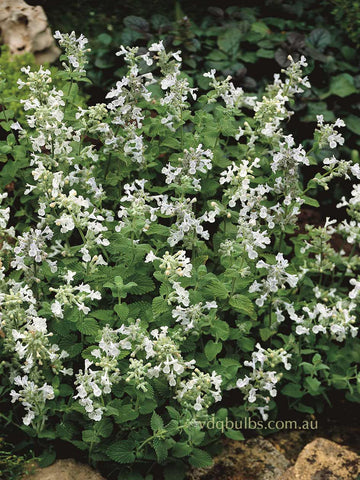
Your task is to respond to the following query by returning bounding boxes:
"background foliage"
[36,0,360,213]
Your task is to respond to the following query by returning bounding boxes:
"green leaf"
[0,159,26,187]
[82,429,100,444]
[165,419,178,436]
[56,422,76,440]
[218,28,242,55]
[114,303,129,321]
[68,440,87,451]
[294,403,315,414]
[303,195,320,207]
[127,274,155,294]
[205,340,222,361]
[107,440,136,464]
[94,57,112,72]
[146,224,169,236]
[256,48,273,59]
[38,449,56,468]
[300,362,315,375]
[301,101,335,123]
[90,310,113,321]
[97,33,112,46]
[307,28,331,51]
[189,448,213,468]
[345,115,360,135]
[161,137,181,149]
[237,336,255,352]
[38,429,56,439]
[305,376,321,395]
[166,406,181,420]
[108,402,139,423]
[224,429,245,440]
[229,295,256,319]
[240,51,257,63]
[203,278,229,299]
[251,21,269,37]
[188,429,205,446]
[259,327,275,342]
[207,50,228,61]
[172,442,192,458]
[98,417,113,438]
[281,383,304,398]
[211,319,230,341]
[0,144,12,154]
[151,411,164,432]
[77,317,98,336]
[153,438,168,463]
[67,343,83,357]
[123,15,149,32]
[325,73,357,98]
[152,296,169,317]
[139,399,157,415]
[341,45,356,61]
[59,384,73,396]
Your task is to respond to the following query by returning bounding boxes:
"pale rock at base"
[0,0,60,63]
[281,437,360,480]
[188,437,291,480]
[22,458,106,480]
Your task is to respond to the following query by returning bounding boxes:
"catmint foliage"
[0,33,359,477]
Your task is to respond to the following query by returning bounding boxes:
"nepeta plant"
[0,32,359,478]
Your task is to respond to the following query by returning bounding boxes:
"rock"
[281,437,360,480]
[0,0,60,63]
[188,437,290,480]
[22,459,106,480]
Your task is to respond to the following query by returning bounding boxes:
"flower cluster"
[50,270,101,318]
[10,375,54,427]
[175,369,222,412]
[236,344,291,420]
[74,321,222,421]
[162,145,213,192]
[54,31,89,73]
[172,301,217,332]
[74,326,121,421]
[316,115,345,149]
[298,301,358,341]
[249,254,299,307]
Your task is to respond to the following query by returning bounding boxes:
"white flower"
[145,251,158,263]
[64,270,76,284]
[51,300,63,319]
[248,388,257,403]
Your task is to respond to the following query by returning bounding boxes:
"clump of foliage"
[331,0,360,47]
[0,46,41,123]
[0,32,359,480]
[0,45,86,126]
[0,438,34,480]
[45,2,360,155]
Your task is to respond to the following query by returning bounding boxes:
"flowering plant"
[0,32,359,478]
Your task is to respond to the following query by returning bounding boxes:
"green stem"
[318,236,323,286]
[277,230,284,252]
[64,76,74,113]
[302,167,335,195]
[336,243,357,288]
[180,109,184,150]
[268,294,273,328]
[137,434,157,452]
[230,277,236,299]
[104,125,121,178]
[0,100,9,124]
